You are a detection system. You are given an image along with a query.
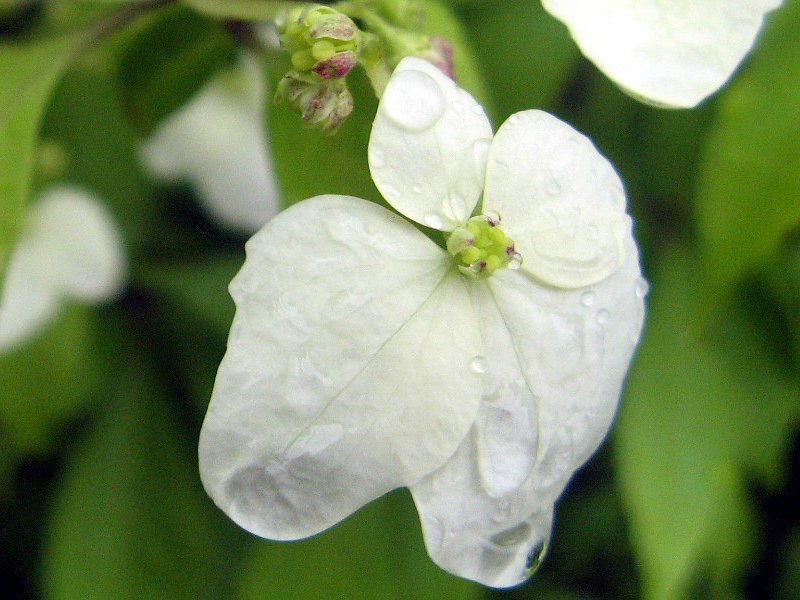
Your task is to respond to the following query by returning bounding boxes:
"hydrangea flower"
[199,57,646,587]
[140,54,280,234]
[0,186,126,353]
[542,0,782,107]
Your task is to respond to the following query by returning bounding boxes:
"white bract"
[0,186,126,353]
[199,57,646,587]
[140,55,280,234]
[542,0,782,108]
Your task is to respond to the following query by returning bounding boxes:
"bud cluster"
[446,215,521,278]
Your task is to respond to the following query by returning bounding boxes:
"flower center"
[446,214,521,278]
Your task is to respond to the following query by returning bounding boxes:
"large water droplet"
[508,252,523,270]
[491,522,531,547]
[424,212,444,229]
[581,291,596,306]
[469,355,488,374]
[635,279,650,299]
[596,309,610,325]
[381,70,446,132]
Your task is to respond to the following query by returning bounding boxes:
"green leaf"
[237,490,485,600]
[0,32,86,282]
[460,1,579,122]
[0,304,94,455]
[615,250,800,600]
[695,0,800,299]
[118,5,237,134]
[182,0,292,21]
[42,355,244,600]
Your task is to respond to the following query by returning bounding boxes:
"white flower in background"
[0,186,126,353]
[542,0,782,108]
[199,57,646,587]
[140,55,280,234]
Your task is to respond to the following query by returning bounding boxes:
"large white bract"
[542,0,782,108]
[140,54,280,234]
[0,186,126,353]
[199,57,646,588]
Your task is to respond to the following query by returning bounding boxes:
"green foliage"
[695,0,800,301]
[0,32,86,281]
[238,490,485,600]
[615,250,799,600]
[118,5,238,134]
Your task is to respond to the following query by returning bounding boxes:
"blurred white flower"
[0,186,126,353]
[199,57,646,587]
[542,0,782,107]
[140,55,280,234]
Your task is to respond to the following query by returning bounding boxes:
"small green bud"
[277,4,360,80]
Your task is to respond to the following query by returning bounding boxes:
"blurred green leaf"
[0,304,94,455]
[182,0,291,20]
[695,0,800,301]
[777,526,800,600]
[0,32,85,282]
[42,354,242,600]
[461,1,578,123]
[237,490,485,600]
[615,250,800,600]
[118,5,237,134]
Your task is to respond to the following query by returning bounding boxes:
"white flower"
[542,0,782,108]
[199,57,646,587]
[0,186,126,353]
[140,54,280,234]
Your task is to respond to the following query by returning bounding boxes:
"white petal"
[140,55,280,233]
[24,186,126,303]
[485,110,629,289]
[369,57,493,231]
[0,240,60,353]
[199,195,483,540]
[411,434,554,589]
[542,0,782,108]
[410,221,646,588]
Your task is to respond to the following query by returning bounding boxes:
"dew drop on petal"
[424,211,444,229]
[508,252,523,270]
[545,178,561,196]
[413,184,422,194]
[580,291,596,307]
[471,104,484,115]
[442,194,466,222]
[472,138,492,179]
[524,540,548,576]
[469,355,488,374]
[381,70,446,132]
[596,309,610,325]
[635,278,650,299]
[491,522,531,547]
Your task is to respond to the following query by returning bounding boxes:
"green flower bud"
[277,4,361,80]
[275,71,354,135]
[447,215,519,278]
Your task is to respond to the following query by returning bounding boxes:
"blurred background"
[0,0,798,598]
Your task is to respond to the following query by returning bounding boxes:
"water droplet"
[412,184,422,194]
[524,540,548,576]
[596,309,610,325]
[508,114,520,125]
[491,522,531,547]
[424,212,444,229]
[472,138,492,177]
[635,279,650,298]
[469,355,487,374]
[369,146,385,168]
[381,70,446,132]
[471,104,484,115]
[580,291,596,307]
[508,252,523,270]
[545,178,561,195]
